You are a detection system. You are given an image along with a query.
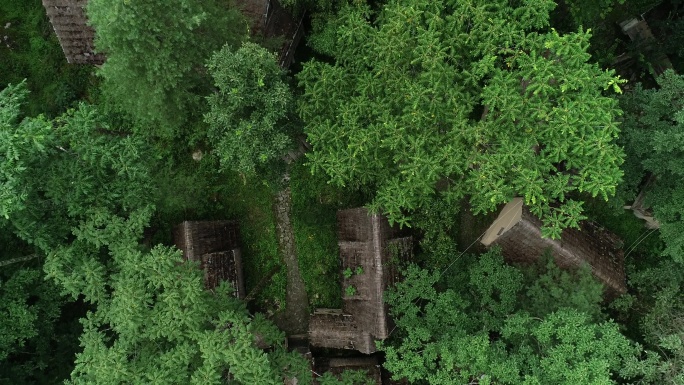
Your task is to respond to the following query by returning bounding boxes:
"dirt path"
[273,176,309,335]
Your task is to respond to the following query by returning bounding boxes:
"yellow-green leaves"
[299,0,624,233]
[382,249,644,384]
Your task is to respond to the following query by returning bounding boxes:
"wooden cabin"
[313,356,382,385]
[173,220,245,298]
[309,208,413,354]
[45,0,303,68]
[41,0,104,64]
[481,198,627,296]
[309,309,375,353]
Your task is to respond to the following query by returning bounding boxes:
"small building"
[44,0,303,68]
[309,309,375,353]
[481,198,627,296]
[41,0,104,64]
[173,220,245,298]
[309,208,413,355]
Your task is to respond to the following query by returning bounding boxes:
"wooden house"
[173,220,245,298]
[41,0,104,64]
[309,208,413,355]
[481,198,627,296]
[44,0,303,68]
[309,308,375,353]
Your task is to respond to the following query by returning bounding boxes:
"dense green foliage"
[87,0,246,138]
[205,43,297,176]
[299,0,625,236]
[0,265,59,362]
[381,250,647,384]
[0,0,94,117]
[290,160,366,308]
[63,240,309,385]
[627,258,684,384]
[0,239,77,385]
[620,70,684,263]
[0,82,316,385]
[0,82,153,252]
[0,82,147,384]
[3,0,684,383]
[563,0,625,28]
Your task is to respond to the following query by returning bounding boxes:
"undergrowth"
[290,159,366,309]
[0,0,96,117]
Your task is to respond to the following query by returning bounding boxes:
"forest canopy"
[1,0,683,383]
[298,0,625,237]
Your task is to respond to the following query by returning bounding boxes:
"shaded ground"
[273,180,310,335]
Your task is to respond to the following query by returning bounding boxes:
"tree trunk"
[244,264,281,303]
[0,254,39,268]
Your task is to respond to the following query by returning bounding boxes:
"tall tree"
[0,230,79,385]
[205,42,310,335]
[625,257,684,384]
[1,82,318,384]
[619,70,684,263]
[86,0,247,138]
[49,216,309,385]
[0,81,156,382]
[0,82,153,252]
[381,250,649,384]
[298,0,625,236]
[205,42,297,178]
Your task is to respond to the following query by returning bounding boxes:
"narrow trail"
[273,175,309,335]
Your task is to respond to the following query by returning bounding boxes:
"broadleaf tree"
[1,83,318,384]
[380,249,650,384]
[0,81,153,252]
[298,0,625,236]
[86,0,247,138]
[205,42,297,177]
[0,231,74,385]
[627,259,684,384]
[58,237,310,385]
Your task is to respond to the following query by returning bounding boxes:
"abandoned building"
[309,208,413,355]
[173,220,245,298]
[41,0,104,64]
[313,356,383,384]
[43,0,303,68]
[481,198,627,296]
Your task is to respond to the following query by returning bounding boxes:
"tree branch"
[0,254,40,268]
[244,264,281,303]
